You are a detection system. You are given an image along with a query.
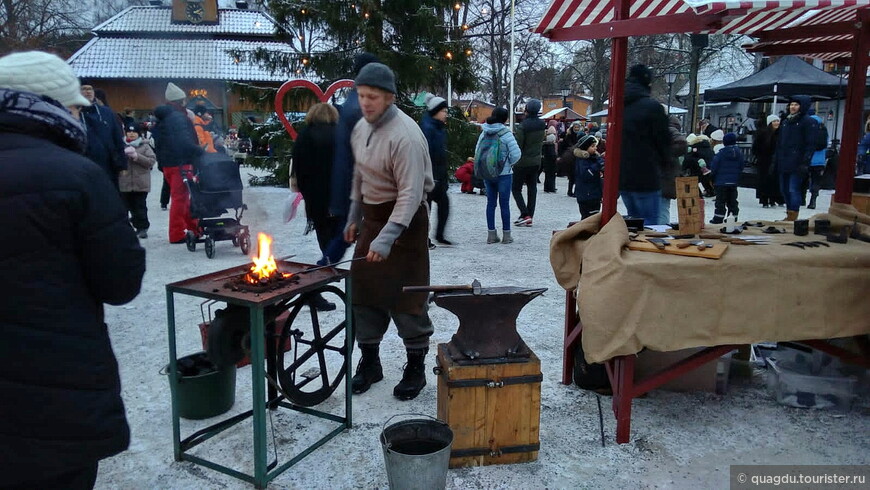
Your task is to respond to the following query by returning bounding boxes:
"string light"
[445,51,453,60]
[302,57,309,65]
[454,2,461,10]
[364,12,369,19]
[461,24,469,30]
[301,8,306,14]
[465,48,472,56]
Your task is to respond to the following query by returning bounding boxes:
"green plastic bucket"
[167,352,236,420]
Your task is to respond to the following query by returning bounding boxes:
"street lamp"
[664,72,677,116]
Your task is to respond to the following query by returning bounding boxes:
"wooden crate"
[435,344,541,468]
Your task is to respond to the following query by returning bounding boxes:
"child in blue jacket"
[709,132,743,224]
[573,135,603,219]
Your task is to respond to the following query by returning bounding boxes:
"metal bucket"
[380,414,453,490]
[164,351,236,420]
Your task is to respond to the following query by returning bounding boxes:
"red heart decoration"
[274,79,354,140]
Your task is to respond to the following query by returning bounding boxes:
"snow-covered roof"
[69,37,296,81]
[93,6,278,38]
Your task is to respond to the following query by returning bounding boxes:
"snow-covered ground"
[96,168,868,489]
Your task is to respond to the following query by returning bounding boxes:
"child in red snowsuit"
[455,157,476,193]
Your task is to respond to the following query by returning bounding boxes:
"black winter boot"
[393,348,428,400]
[351,344,383,394]
[808,193,817,209]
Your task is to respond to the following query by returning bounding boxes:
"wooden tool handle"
[674,241,692,249]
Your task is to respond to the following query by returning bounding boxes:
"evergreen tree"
[250,0,476,96]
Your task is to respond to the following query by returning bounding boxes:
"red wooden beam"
[755,21,854,42]
[544,12,722,42]
[745,39,852,55]
[834,10,870,204]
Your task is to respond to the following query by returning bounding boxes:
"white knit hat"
[766,115,780,125]
[710,129,724,141]
[425,93,447,115]
[0,51,90,107]
[165,82,186,101]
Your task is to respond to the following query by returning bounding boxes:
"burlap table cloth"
[550,212,870,364]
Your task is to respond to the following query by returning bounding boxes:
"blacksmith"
[343,62,435,401]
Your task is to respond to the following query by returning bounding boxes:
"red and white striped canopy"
[534,0,869,61]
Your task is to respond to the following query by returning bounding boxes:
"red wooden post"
[834,10,869,204]
[599,0,630,227]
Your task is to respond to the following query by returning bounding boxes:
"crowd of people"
[2,47,869,489]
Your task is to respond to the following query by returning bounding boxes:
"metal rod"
[295,256,367,275]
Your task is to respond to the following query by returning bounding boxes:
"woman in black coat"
[291,103,341,310]
[0,69,145,486]
[753,115,783,207]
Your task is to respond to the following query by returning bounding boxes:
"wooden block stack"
[676,176,703,234]
[436,344,541,468]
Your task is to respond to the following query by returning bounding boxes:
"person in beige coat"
[119,123,157,238]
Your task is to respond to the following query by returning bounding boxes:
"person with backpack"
[474,107,521,244]
[512,99,546,227]
[806,108,828,209]
[775,95,818,221]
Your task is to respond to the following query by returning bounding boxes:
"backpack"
[474,128,509,181]
[814,122,829,151]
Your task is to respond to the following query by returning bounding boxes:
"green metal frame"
[165,273,353,489]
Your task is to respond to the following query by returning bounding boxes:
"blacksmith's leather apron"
[351,200,429,316]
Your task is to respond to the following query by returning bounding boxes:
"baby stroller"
[184,152,251,259]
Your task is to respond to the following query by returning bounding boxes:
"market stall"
[536,0,870,443]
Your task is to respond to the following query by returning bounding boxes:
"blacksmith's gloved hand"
[342,199,363,243]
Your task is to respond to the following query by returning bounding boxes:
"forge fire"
[244,233,292,285]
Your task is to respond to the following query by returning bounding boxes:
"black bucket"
[165,352,236,420]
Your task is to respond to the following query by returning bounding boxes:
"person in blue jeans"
[474,107,521,244]
[775,95,817,221]
[618,64,671,226]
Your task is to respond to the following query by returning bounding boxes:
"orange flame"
[245,233,289,284]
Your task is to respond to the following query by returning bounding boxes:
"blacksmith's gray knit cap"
[355,62,396,94]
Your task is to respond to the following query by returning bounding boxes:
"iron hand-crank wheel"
[277,285,348,407]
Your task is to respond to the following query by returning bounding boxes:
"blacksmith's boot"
[351,343,383,394]
[393,348,428,400]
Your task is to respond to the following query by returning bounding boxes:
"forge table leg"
[613,355,635,444]
[344,276,353,428]
[249,306,268,488]
[166,290,181,461]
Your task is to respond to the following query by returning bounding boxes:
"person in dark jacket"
[542,126,558,192]
[421,94,452,246]
[0,51,145,489]
[619,64,672,225]
[291,103,340,311]
[512,98,545,226]
[709,133,743,223]
[557,121,583,196]
[78,82,127,188]
[774,95,818,221]
[662,114,687,225]
[323,53,380,264]
[752,115,782,207]
[573,134,603,219]
[858,116,870,175]
[152,82,204,243]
